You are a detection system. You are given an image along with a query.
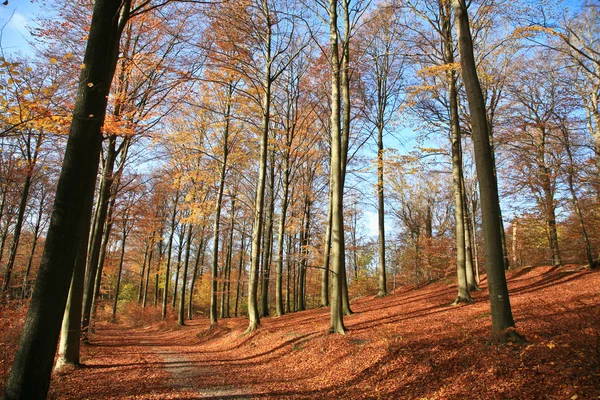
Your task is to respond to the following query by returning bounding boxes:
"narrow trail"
[46,266,600,399]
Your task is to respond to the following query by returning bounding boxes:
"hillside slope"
[47,266,600,399]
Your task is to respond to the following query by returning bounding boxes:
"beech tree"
[452,0,521,342]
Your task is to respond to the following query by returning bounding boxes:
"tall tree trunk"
[442,0,470,304]
[2,131,42,297]
[137,240,150,304]
[328,0,346,334]
[188,234,206,320]
[286,234,292,313]
[3,0,128,396]
[111,222,128,321]
[21,191,46,299]
[561,125,594,267]
[376,123,387,297]
[210,96,231,326]
[339,0,353,317]
[81,136,118,340]
[321,191,332,307]
[162,188,180,320]
[171,224,186,309]
[275,157,290,316]
[261,151,275,317]
[152,225,165,308]
[178,223,193,326]
[452,0,521,341]
[462,174,478,290]
[89,186,119,335]
[234,223,246,318]
[142,235,155,308]
[246,8,273,333]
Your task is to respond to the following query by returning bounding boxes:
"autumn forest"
[1,0,599,398]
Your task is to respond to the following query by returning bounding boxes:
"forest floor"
[2,265,600,399]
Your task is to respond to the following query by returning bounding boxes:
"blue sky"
[0,0,39,54]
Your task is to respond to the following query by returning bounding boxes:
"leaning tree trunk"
[3,0,128,396]
[452,0,520,342]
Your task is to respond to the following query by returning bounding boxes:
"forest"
[0,0,599,398]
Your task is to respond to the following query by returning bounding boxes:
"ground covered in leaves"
[3,265,600,399]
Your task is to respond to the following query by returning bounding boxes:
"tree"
[451,0,521,342]
[356,2,406,298]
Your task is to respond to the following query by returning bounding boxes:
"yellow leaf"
[571,395,578,400]
[7,78,14,85]
[80,63,86,69]
[87,82,93,87]
[50,58,57,64]
[547,342,555,349]
[65,52,73,59]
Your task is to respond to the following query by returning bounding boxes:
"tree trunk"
[88,186,119,335]
[162,188,180,320]
[321,190,332,307]
[376,124,387,297]
[339,0,353,317]
[137,239,150,304]
[81,136,118,340]
[328,0,346,334]
[178,223,193,326]
[111,223,128,321]
[21,191,46,299]
[246,18,272,333]
[142,234,155,308]
[452,0,521,342]
[234,224,246,318]
[210,98,231,326]
[188,234,206,320]
[3,0,127,396]
[2,135,40,297]
[171,224,186,309]
[261,151,276,317]
[275,157,290,316]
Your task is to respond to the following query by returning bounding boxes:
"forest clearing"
[2,264,597,399]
